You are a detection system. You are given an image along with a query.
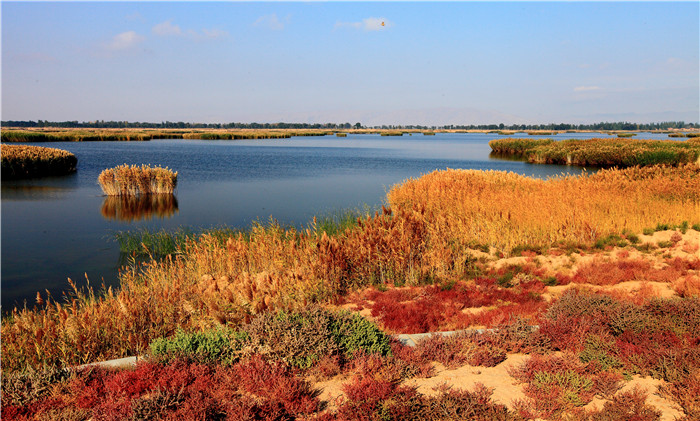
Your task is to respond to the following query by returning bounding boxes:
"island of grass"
[98,164,177,196]
[489,137,700,167]
[1,144,77,179]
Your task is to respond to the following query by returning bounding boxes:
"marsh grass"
[98,164,177,196]
[336,133,348,137]
[489,137,700,167]
[113,226,241,256]
[1,144,77,179]
[381,132,404,136]
[617,133,636,138]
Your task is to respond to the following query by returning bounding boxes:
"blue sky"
[2,1,698,125]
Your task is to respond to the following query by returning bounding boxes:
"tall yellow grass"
[1,144,77,179]
[3,165,699,372]
[98,164,177,196]
[388,165,699,254]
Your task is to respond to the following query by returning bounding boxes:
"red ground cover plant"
[580,386,662,421]
[4,356,321,420]
[509,353,599,419]
[571,257,685,286]
[346,276,546,333]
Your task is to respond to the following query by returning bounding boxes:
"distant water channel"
[1,132,674,309]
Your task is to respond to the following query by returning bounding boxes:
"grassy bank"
[2,165,699,372]
[98,164,178,196]
[489,137,700,167]
[1,128,335,142]
[1,144,77,179]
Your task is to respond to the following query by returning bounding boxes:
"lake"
[0,132,675,310]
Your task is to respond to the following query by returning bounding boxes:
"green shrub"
[332,311,393,358]
[242,306,392,368]
[149,327,248,366]
[579,335,622,371]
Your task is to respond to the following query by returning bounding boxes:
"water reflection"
[101,194,179,222]
[488,151,529,162]
[1,184,72,200]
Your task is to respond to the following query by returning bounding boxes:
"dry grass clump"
[98,164,177,196]
[1,144,77,179]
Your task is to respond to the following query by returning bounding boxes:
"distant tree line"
[1,120,696,131]
[0,120,362,130]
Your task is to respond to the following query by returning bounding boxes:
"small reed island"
[98,164,177,196]
[489,137,700,167]
[1,144,77,179]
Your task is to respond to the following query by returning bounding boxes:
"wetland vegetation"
[489,137,700,167]
[1,144,77,179]
[3,131,700,420]
[98,164,178,196]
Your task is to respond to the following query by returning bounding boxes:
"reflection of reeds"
[98,164,177,196]
[101,194,178,222]
[1,144,77,179]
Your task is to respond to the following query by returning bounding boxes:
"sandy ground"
[322,230,699,419]
[313,354,683,420]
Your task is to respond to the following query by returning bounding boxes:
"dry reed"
[98,164,177,196]
[1,144,77,179]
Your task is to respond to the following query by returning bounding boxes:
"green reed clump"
[310,206,372,237]
[617,133,636,138]
[98,164,177,196]
[114,226,241,256]
[489,137,700,167]
[488,138,554,155]
[336,133,348,137]
[1,144,77,179]
[422,132,435,136]
[381,132,404,136]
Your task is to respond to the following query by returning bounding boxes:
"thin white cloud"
[201,28,228,39]
[574,86,601,92]
[104,31,145,51]
[152,20,227,40]
[254,14,285,31]
[335,17,392,32]
[152,20,182,36]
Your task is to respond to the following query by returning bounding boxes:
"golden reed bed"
[98,164,177,196]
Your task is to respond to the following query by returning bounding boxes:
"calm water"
[0,132,674,309]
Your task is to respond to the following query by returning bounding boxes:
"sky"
[1,1,698,126]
